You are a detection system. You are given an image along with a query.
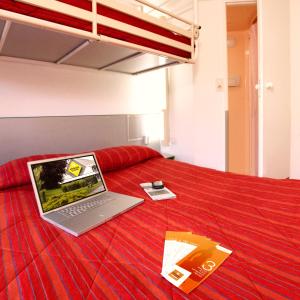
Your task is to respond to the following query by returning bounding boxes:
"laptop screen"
[30,154,106,213]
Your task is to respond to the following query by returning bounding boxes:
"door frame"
[225,0,258,175]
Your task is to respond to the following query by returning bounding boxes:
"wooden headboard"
[0,114,162,165]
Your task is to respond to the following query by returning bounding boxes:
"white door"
[193,0,228,171]
[257,0,290,178]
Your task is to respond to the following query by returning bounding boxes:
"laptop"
[27,153,144,236]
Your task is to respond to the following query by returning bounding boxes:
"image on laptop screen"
[30,155,106,213]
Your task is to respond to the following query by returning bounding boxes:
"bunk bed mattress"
[0,146,299,299]
[0,0,192,59]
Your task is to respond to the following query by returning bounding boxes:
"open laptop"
[27,153,144,236]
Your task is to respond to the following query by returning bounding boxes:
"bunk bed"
[0,0,200,74]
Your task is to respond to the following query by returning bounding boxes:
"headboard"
[0,114,162,165]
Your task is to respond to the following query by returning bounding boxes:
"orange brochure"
[161,232,232,294]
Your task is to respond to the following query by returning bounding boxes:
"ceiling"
[226,4,257,31]
[126,0,193,15]
[123,0,194,29]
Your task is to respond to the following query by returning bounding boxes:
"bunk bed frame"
[0,0,200,74]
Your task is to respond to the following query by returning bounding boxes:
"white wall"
[0,58,166,117]
[289,0,300,179]
[162,0,228,171]
[164,64,195,164]
[257,0,290,179]
[193,0,227,171]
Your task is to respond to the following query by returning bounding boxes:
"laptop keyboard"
[59,196,112,217]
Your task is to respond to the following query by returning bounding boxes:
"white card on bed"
[140,184,176,200]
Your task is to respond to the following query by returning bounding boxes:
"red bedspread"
[0,147,299,299]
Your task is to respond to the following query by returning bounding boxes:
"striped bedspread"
[0,155,299,299]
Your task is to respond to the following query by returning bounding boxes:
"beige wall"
[227,30,250,174]
[290,0,300,179]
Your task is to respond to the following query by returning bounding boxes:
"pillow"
[0,146,162,190]
[0,153,67,191]
[94,145,162,173]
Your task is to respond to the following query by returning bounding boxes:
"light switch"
[265,82,274,90]
[216,78,224,90]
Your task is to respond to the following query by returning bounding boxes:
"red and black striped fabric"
[1,149,300,299]
[0,0,192,59]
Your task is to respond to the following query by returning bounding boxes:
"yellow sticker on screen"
[68,161,82,177]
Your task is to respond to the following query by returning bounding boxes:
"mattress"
[0,146,299,299]
[0,0,192,59]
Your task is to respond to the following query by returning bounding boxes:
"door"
[257,0,290,178]
[226,3,258,176]
[225,0,290,178]
[168,0,289,177]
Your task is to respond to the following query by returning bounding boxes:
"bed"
[0,0,199,74]
[0,145,299,299]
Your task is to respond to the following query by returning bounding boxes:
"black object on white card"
[152,180,164,189]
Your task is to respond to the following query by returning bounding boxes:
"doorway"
[226,2,258,175]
